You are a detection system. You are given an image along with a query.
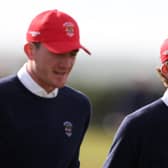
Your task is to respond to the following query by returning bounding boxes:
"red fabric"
[26,9,91,55]
[160,39,168,63]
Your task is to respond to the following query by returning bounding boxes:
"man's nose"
[59,56,74,67]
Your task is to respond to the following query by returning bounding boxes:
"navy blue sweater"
[103,98,168,168]
[0,75,91,168]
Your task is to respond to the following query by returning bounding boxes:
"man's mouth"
[53,71,67,76]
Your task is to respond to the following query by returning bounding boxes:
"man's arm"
[103,115,140,168]
[69,150,80,168]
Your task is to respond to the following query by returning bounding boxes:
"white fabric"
[161,89,168,106]
[17,63,58,98]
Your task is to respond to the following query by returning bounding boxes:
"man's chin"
[54,81,66,88]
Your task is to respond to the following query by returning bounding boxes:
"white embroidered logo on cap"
[63,121,73,137]
[63,22,75,37]
[29,31,40,37]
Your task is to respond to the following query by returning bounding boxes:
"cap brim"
[43,42,91,55]
[80,45,91,55]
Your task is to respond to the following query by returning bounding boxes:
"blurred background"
[0,0,167,167]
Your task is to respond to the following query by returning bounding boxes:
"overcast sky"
[0,0,168,86]
[1,0,168,60]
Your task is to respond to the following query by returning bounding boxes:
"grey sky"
[0,0,168,87]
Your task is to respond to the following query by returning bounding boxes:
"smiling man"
[0,9,92,168]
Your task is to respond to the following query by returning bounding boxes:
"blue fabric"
[103,99,168,168]
[0,75,91,168]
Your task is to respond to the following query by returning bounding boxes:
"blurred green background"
[80,127,116,168]
[75,80,164,167]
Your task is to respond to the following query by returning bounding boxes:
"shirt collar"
[161,89,168,106]
[17,63,58,98]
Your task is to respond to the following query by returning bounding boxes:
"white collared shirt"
[17,63,58,98]
[161,89,168,106]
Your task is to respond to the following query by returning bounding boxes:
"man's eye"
[70,50,79,56]
[70,52,77,56]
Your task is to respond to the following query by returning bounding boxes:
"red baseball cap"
[160,38,168,63]
[26,9,91,55]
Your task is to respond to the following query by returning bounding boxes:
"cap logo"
[63,121,73,137]
[29,31,40,37]
[63,22,75,37]
[162,50,168,56]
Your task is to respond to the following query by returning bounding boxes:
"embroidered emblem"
[63,22,75,37]
[29,31,40,37]
[63,121,73,137]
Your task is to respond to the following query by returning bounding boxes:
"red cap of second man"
[160,38,168,63]
[26,9,91,55]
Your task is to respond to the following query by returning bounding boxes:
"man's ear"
[24,43,34,59]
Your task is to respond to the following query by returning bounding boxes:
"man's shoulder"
[59,85,91,105]
[124,99,165,127]
[0,75,17,85]
[60,85,89,98]
[0,75,18,91]
[131,98,165,118]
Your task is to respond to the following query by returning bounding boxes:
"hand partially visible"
[156,67,168,88]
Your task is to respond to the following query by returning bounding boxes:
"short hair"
[32,42,41,49]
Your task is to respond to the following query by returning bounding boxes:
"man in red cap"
[102,38,168,168]
[0,9,91,168]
